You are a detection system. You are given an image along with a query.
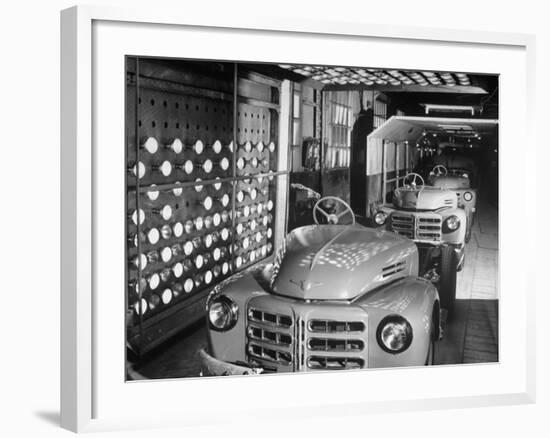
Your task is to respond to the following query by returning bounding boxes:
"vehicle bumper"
[199,349,264,376]
[450,243,465,265]
[416,242,464,269]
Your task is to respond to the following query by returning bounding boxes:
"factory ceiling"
[277,64,490,94]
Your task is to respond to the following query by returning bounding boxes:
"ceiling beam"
[322,83,489,94]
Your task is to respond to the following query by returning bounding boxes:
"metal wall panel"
[126,58,282,354]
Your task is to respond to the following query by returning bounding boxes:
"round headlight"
[208,296,238,331]
[376,315,413,354]
[374,211,387,226]
[463,191,473,201]
[444,215,461,232]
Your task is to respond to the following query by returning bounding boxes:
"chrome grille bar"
[306,317,368,370]
[308,319,365,333]
[307,356,364,370]
[247,307,294,368]
[390,212,442,241]
[308,338,364,352]
[248,309,292,328]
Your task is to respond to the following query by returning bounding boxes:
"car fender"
[440,207,467,244]
[374,204,397,228]
[456,188,477,213]
[207,269,269,363]
[354,277,439,367]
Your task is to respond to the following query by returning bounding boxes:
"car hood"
[272,225,417,301]
[393,186,457,210]
[431,175,470,190]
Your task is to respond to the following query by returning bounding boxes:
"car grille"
[307,356,364,370]
[248,309,292,328]
[308,319,365,333]
[246,302,368,371]
[308,338,364,352]
[390,212,442,242]
[390,213,414,238]
[247,326,292,346]
[247,308,294,368]
[305,319,367,370]
[247,344,292,366]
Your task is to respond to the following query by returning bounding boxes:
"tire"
[425,328,435,365]
[439,245,457,317]
[126,346,139,364]
[465,211,473,243]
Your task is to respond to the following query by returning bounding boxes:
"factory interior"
[125,58,499,379]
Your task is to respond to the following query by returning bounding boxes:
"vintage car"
[429,165,477,242]
[200,195,441,376]
[432,148,479,187]
[372,173,466,315]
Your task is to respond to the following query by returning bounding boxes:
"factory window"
[373,95,388,128]
[290,85,321,172]
[292,88,302,147]
[323,91,352,169]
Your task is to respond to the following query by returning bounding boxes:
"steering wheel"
[403,172,425,189]
[431,165,448,177]
[313,196,355,225]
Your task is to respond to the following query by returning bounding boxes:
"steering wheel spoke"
[314,204,331,219]
[337,209,351,218]
[313,196,355,226]
[432,165,448,177]
[403,172,425,189]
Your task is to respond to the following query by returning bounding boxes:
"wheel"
[439,245,457,317]
[425,329,435,366]
[126,345,140,364]
[425,305,439,365]
[465,211,473,243]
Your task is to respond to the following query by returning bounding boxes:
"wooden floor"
[133,198,499,379]
[435,198,499,365]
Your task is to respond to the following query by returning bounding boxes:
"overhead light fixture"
[423,104,476,115]
[438,124,474,131]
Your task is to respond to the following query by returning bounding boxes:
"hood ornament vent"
[381,261,407,278]
[289,279,323,291]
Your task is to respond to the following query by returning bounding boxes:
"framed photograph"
[61,5,536,432]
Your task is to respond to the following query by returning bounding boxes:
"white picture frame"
[60,5,536,433]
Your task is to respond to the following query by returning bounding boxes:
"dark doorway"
[350,106,373,215]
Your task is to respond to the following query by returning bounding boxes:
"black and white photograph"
[2,0,548,434]
[125,57,499,380]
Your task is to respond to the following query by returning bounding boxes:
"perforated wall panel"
[126,58,281,353]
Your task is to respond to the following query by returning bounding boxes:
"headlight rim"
[374,211,387,226]
[376,314,413,354]
[463,191,473,202]
[443,214,461,233]
[208,295,239,332]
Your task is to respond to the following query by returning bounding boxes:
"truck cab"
[429,164,477,242]
[201,194,441,375]
[372,172,466,315]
